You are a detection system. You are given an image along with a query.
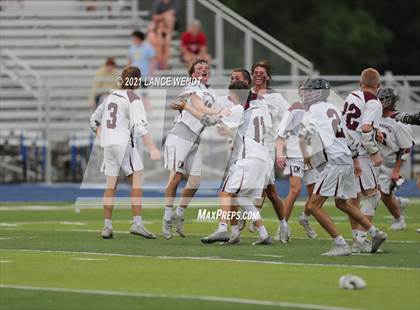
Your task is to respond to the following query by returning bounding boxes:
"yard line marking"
[72,258,108,261]
[1,249,419,271]
[0,284,359,310]
[60,222,87,226]
[0,223,19,227]
[0,260,12,263]
[51,229,420,244]
[251,254,285,258]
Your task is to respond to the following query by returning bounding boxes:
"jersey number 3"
[106,102,118,129]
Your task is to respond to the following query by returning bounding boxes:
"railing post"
[131,0,138,23]
[43,86,52,184]
[186,0,195,27]
[290,63,299,87]
[244,32,252,70]
[215,11,224,73]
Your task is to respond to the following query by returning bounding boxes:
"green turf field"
[0,200,419,310]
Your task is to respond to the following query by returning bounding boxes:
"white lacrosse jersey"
[377,116,414,166]
[231,105,270,162]
[302,101,352,163]
[177,83,217,135]
[221,104,244,129]
[99,90,148,147]
[342,90,383,156]
[277,102,306,158]
[260,89,288,148]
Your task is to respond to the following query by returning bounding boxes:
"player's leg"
[284,175,302,220]
[163,170,183,239]
[173,147,202,237]
[307,194,351,256]
[263,184,290,243]
[201,191,232,244]
[102,175,118,239]
[381,191,406,230]
[127,171,156,239]
[298,182,318,238]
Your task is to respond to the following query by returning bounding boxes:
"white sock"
[133,216,142,225]
[257,225,268,239]
[352,230,358,239]
[368,226,378,237]
[104,219,112,228]
[301,212,309,220]
[231,225,239,236]
[217,222,228,232]
[357,229,367,239]
[280,219,288,228]
[176,207,185,217]
[164,207,173,221]
[334,235,347,246]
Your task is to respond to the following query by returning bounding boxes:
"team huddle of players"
[90,60,416,256]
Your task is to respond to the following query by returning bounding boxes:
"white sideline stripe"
[51,229,420,244]
[72,258,108,261]
[60,222,87,226]
[0,284,359,310]
[1,249,419,271]
[251,254,285,258]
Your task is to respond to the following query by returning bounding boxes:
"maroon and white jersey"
[377,116,413,167]
[231,105,270,162]
[176,83,217,135]
[92,90,148,147]
[301,101,352,164]
[342,90,383,156]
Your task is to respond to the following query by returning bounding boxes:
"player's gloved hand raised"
[150,148,161,161]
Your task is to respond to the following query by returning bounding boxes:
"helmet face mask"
[299,78,331,109]
[377,87,399,111]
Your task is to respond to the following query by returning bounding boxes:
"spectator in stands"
[128,31,156,78]
[152,0,178,32]
[89,57,118,108]
[148,19,171,70]
[180,20,210,68]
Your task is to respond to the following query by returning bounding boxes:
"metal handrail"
[191,0,314,75]
[0,48,51,183]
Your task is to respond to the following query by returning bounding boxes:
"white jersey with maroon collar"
[231,104,270,162]
[99,89,148,147]
[377,115,414,167]
[342,89,383,157]
[301,101,352,164]
[177,82,217,135]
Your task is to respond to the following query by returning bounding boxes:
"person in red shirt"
[180,20,210,67]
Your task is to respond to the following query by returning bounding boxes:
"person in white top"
[171,81,273,245]
[162,59,220,239]
[298,78,387,256]
[276,100,318,239]
[89,67,161,240]
[376,87,414,231]
[247,60,290,243]
[342,68,385,253]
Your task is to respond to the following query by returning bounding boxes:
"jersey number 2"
[106,102,118,129]
[327,109,345,138]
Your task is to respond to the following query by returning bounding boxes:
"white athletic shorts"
[378,165,402,195]
[102,144,143,177]
[221,158,269,198]
[356,156,378,193]
[313,163,357,200]
[164,134,201,176]
[284,158,305,178]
